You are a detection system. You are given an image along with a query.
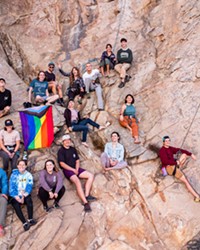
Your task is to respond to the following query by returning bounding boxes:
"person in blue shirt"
[9,160,37,231]
[101,132,127,171]
[0,168,8,237]
[28,71,59,105]
[119,94,140,144]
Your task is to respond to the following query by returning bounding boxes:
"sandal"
[194,197,200,202]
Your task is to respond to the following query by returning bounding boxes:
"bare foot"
[134,140,141,144]
[82,142,89,147]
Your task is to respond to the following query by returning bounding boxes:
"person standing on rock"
[101,131,127,171]
[0,168,8,237]
[45,62,65,106]
[99,44,116,77]
[9,160,37,231]
[38,159,66,212]
[114,38,133,88]
[28,71,59,105]
[82,63,104,111]
[159,136,200,202]
[57,134,97,212]
[119,94,140,144]
[0,78,12,118]
[0,119,20,171]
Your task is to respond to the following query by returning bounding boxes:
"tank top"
[123,104,136,117]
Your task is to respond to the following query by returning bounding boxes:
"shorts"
[63,167,86,180]
[166,165,183,179]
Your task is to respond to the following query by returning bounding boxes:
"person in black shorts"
[57,134,96,212]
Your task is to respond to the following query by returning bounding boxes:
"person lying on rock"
[101,131,127,171]
[28,70,59,105]
[82,63,104,111]
[0,78,12,118]
[0,119,20,171]
[119,94,141,144]
[64,99,107,147]
[9,160,37,231]
[38,159,65,212]
[99,44,116,77]
[57,134,96,212]
[0,168,8,237]
[58,64,86,105]
[159,136,200,202]
[114,38,133,88]
[45,62,65,106]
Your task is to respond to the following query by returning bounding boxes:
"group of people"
[1,36,200,238]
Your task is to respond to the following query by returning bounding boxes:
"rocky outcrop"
[0,0,200,249]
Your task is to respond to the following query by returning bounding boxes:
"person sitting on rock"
[58,64,86,104]
[38,159,65,212]
[82,63,104,111]
[99,44,116,77]
[0,78,12,118]
[119,94,140,144]
[57,134,96,212]
[9,160,37,231]
[0,119,20,171]
[101,131,127,171]
[45,62,65,106]
[114,38,133,88]
[64,99,107,147]
[28,71,59,105]
[0,168,8,237]
[159,135,200,202]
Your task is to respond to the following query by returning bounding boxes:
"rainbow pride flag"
[19,106,54,150]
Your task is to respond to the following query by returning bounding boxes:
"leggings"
[11,195,33,224]
[38,186,65,207]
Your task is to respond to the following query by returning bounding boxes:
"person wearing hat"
[0,78,12,118]
[45,62,65,106]
[0,119,20,171]
[57,134,96,212]
[159,135,200,202]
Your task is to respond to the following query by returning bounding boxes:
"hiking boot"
[86,195,97,202]
[53,202,60,209]
[125,75,131,82]
[23,222,31,231]
[0,225,5,237]
[28,219,37,227]
[84,202,91,212]
[43,205,51,212]
[118,82,125,88]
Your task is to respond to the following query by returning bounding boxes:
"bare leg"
[179,175,199,198]
[79,171,94,197]
[46,94,59,104]
[106,64,110,75]
[57,83,63,98]
[70,175,88,204]
[100,66,105,76]
[179,153,188,167]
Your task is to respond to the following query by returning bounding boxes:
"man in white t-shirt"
[82,63,104,111]
[0,119,20,171]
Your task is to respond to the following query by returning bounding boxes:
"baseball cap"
[5,119,13,126]
[62,134,71,141]
[48,62,55,67]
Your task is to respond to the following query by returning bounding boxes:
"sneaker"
[86,93,91,99]
[43,205,51,212]
[53,202,60,209]
[194,197,200,202]
[125,75,131,82]
[60,100,65,107]
[98,108,104,111]
[28,219,37,226]
[0,225,5,237]
[22,151,28,161]
[78,98,82,105]
[84,202,91,212]
[86,195,97,202]
[23,222,31,231]
[118,82,125,88]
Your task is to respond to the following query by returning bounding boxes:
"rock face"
[0,0,200,249]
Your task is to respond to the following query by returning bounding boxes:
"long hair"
[69,67,81,86]
[37,71,46,81]
[44,159,59,172]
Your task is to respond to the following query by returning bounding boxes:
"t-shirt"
[82,69,100,83]
[0,129,20,146]
[0,89,12,111]
[45,71,56,81]
[57,146,79,169]
[30,78,48,97]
